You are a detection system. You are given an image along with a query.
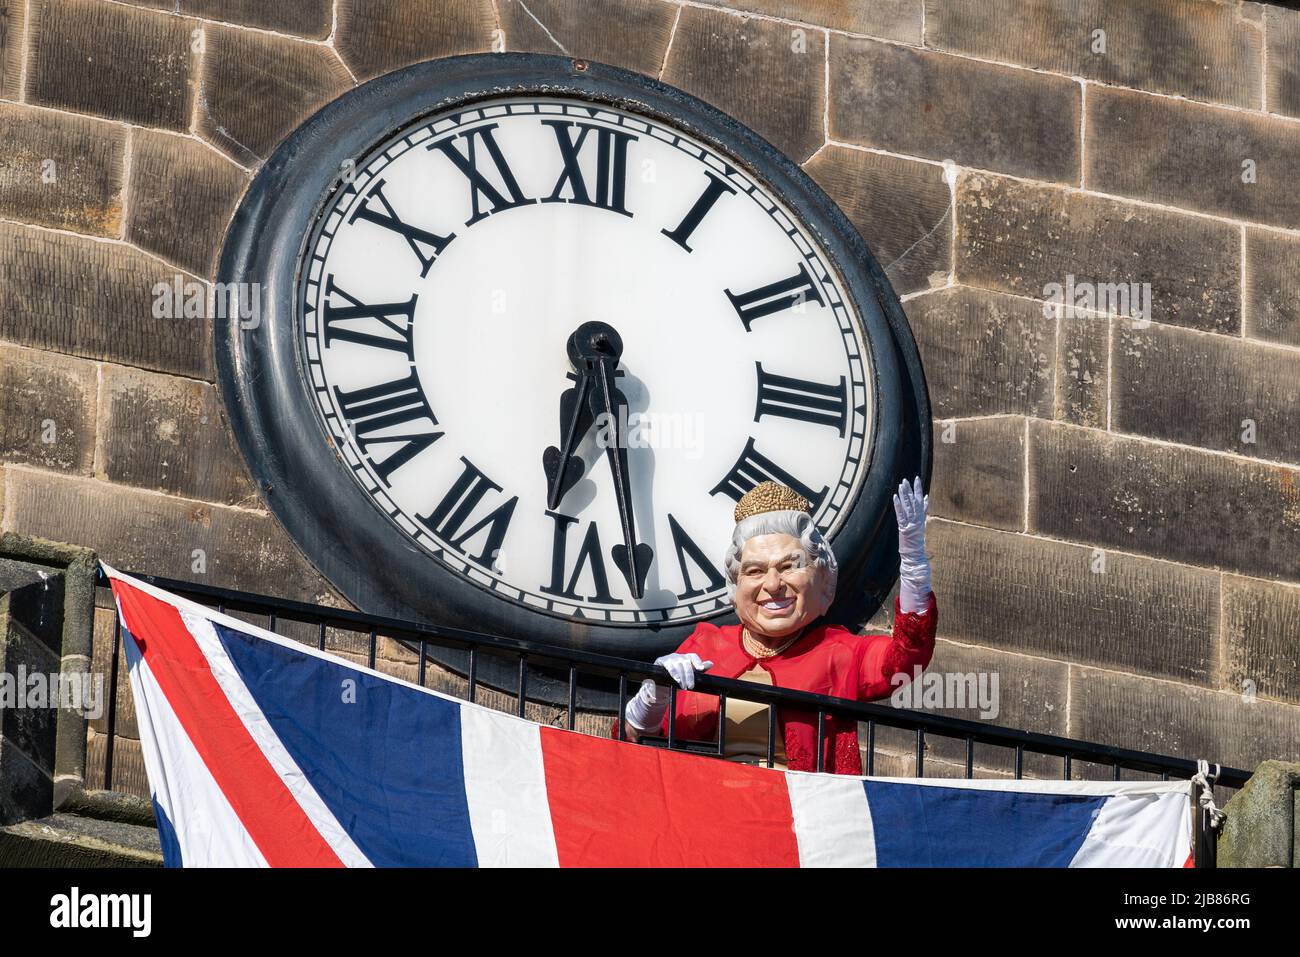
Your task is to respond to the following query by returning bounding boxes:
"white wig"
[722,509,838,603]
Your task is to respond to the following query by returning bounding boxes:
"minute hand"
[590,352,653,599]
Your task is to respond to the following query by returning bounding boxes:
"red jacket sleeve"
[858,591,937,700]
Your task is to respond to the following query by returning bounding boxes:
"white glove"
[623,653,714,734]
[655,652,713,690]
[893,476,932,615]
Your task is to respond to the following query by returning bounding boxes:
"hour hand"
[543,370,594,510]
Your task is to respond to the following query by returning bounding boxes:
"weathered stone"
[181,0,332,39]
[1244,228,1300,348]
[100,364,258,507]
[0,571,65,824]
[956,172,1240,333]
[904,286,1054,419]
[335,0,494,83]
[196,25,352,164]
[0,344,96,475]
[1070,666,1300,776]
[712,0,921,44]
[1054,316,1108,428]
[26,0,194,130]
[929,415,1024,531]
[1,468,336,606]
[0,103,126,237]
[929,518,1218,684]
[0,221,210,379]
[804,145,950,296]
[125,130,248,277]
[829,35,1079,183]
[1087,86,1300,230]
[663,5,824,164]
[1028,419,1300,582]
[1218,759,1300,867]
[1112,320,1300,465]
[1265,6,1300,119]
[0,812,162,866]
[925,0,1262,109]
[0,0,25,100]
[1223,575,1300,707]
[498,0,677,77]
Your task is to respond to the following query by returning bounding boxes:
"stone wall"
[2,0,1299,794]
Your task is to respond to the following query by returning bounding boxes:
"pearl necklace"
[742,627,803,660]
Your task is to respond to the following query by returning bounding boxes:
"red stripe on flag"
[539,727,800,867]
[112,579,344,868]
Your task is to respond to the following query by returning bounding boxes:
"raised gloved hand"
[623,652,714,734]
[893,476,932,615]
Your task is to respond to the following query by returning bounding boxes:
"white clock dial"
[298,97,873,625]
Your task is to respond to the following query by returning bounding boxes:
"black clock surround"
[215,53,931,666]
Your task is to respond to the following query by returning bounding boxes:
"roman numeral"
[348,179,456,276]
[332,368,442,484]
[709,437,829,514]
[753,362,849,437]
[540,511,621,605]
[725,263,825,331]
[321,276,418,359]
[417,457,518,570]
[541,120,637,217]
[667,514,727,601]
[429,123,534,226]
[661,171,736,252]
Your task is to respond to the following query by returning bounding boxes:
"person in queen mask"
[617,478,936,774]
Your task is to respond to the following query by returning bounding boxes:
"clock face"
[217,54,929,664]
[298,97,872,626]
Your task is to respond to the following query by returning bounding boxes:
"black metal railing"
[94,568,1249,866]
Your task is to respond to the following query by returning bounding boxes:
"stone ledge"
[0,812,161,866]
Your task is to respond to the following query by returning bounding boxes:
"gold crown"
[734,481,813,523]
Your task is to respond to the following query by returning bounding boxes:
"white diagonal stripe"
[181,609,373,868]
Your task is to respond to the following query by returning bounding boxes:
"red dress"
[614,593,937,775]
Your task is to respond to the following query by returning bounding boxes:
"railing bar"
[104,605,123,791]
[1064,754,1072,781]
[766,707,776,769]
[965,736,974,779]
[1113,762,1122,781]
[567,666,577,731]
[317,621,326,651]
[915,728,925,778]
[866,720,876,776]
[666,683,676,749]
[268,611,277,634]
[417,640,427,687]
[468,649,478,704]
[717,696,727,756]
[617,674,628,742]
[815,710,826,773]
[516,656,527,718]
[1014,744,1024,780]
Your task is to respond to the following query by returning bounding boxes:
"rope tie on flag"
[1192,759,1226,830]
